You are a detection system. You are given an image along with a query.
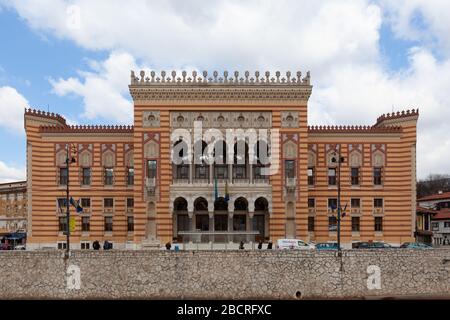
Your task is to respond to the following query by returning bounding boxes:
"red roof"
[432,209,450,220]
[416,206,438,214]
[418,191,450,201]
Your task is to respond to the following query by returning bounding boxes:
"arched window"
[255,197,269,212]
[213,140,228,179]
[173,197,188,212]
[214,197,228,211]
[253,140,269,181]
[233,141,248,180]
[173,197,189,238]
[194,140,209,181]
[254,197,269,241]
[173,139,190,181]
[234,197,248,212]
[194,197,208,212]
[194,197,209,232]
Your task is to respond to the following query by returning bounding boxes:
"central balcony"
[171,164,270,186]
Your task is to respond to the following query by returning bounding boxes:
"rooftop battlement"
[24,108,66,125]
[375,109,419,125]
[130,70,311,86]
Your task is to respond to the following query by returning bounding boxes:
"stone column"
[248,200,255,243]
[209,211,214,243]
[188,211,194,244]
[228,211,234,243]
[210,164,214,184]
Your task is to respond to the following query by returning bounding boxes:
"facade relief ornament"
[142,111,160,128]
[169,111,272,129]
[281,111,299,128]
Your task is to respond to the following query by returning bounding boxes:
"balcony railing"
[233,178,250,184]
[146,177,156,187]
[373,208,384,214]
[172,178,189,185]
[285,177,297,187]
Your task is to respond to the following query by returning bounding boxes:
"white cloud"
[0,161,25,183]
[0,86,28,133]
[380,0,450,54]
[50,51,136,124]
[3,0,450,178]
[1,0,381,71]
[310,47,450,178]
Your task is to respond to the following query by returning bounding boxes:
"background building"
[0,181,27,236]
[418,191,450,245]
[24,70,418,249]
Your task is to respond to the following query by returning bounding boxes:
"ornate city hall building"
[24,70,418,249]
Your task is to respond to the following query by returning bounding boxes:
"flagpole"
[337,146,341,256]
[336,146,345,257]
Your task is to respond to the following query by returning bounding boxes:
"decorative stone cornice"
[131,70,310,85]
[129,70,312,105]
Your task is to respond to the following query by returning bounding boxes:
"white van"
[276,239,315,250]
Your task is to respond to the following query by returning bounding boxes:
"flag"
[341,203,348,218]
[70,197,83,213]
[214,177,218,201]
[224,181,229,202]
[69,216,76,232]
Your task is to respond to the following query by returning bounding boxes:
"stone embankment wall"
[1,249,449,299]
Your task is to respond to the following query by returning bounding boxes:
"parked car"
[276,239,315,250]
[14,245,26,250]
[315,242,341,251]
[0,242,12,250]
[400,242,432,249]
[356,242,395,249]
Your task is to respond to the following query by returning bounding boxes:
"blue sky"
[0,0,450,181]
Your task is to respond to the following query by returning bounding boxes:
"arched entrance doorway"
[233,197,248,242]
[173,197,188,242]
[214,197,228,242]
[254,197,269,242]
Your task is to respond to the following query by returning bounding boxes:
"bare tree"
[417,174,450,198]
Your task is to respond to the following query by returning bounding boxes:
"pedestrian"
[257,241,263,250]
[103,240,110,250]
[239,241,244,250]
[267,241,273,249]
[165,242,171,250]
[93,240,100,250]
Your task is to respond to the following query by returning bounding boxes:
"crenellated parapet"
[129,70,313,105]
[130,70,311,86]
[24,108,67,125]
[375,109,419,126]
[308,125,402,134]
[39,124,134,134]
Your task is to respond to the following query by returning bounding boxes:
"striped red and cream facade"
[24,70,418,249]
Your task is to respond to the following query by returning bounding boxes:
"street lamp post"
[65,144,76,258]
[332,147,344,256]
